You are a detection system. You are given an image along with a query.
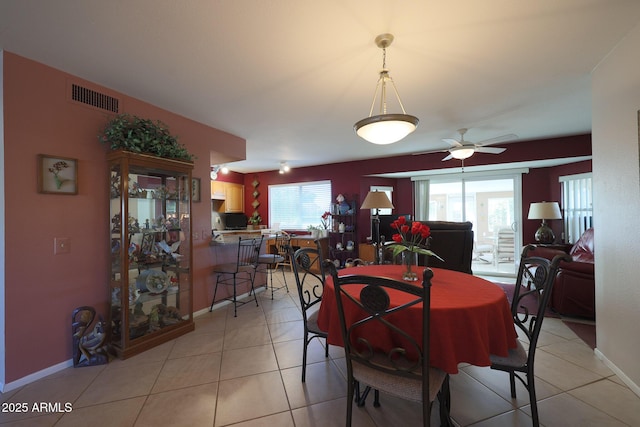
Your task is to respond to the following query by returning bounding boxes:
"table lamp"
[527,201,562,244]
[360,190,394,264]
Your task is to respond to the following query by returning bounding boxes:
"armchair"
[529,228,595,319]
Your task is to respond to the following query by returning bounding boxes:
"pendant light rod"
[354,33,419,145]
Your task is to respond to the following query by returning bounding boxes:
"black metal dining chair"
[326,262,452,427]
[289,243,329,382]
[210,235,264,317]
[490,244,571,427]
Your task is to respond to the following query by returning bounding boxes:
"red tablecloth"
[317,265,518,374]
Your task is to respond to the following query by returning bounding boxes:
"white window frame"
[560,172,592,243]
[268,180,332,230]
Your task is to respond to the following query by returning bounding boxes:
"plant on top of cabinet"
[98,113,194,161]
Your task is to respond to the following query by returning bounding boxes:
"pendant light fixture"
[354,33,419,145]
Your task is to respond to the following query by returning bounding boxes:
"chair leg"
[346,379,355,427]
[509,371,517,398]
[301,333,308,382]
[232,273,238,317]
[439,374,453,426]
[528,370,540,427]
[250,270,259,307]
[210,274,221,311]
[280,266,289,293]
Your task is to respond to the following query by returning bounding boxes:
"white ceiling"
[2,1,639,173]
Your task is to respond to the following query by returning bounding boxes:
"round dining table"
[317,264,518,374]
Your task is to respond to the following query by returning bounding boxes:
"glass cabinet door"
[108,151,193,358]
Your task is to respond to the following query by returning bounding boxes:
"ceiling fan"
[440,128,517,161]
[413,128,518,161]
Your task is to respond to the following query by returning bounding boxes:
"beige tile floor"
[1,271,639,426]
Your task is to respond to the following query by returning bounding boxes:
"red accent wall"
[245,136,591,245]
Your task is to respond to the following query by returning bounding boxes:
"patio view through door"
[415,172,522,277]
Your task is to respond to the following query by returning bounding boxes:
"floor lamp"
[360,190,395,264]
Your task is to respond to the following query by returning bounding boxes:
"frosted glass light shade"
[354,114,419,145]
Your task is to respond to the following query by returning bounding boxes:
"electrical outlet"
[54,237,70,254]
[193,231,200,240]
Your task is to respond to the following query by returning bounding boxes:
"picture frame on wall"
[37,154,78,195]
[192,178,201,202]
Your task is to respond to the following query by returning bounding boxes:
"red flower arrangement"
[388,216,443,280]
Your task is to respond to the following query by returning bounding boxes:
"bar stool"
[257,232,289,299]
[211,235,264,316]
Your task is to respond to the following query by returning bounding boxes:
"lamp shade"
[528,202,562,220]
[360,190,395,210]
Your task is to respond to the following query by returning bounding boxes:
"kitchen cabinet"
[210,181,244,213]
[224,183,244,212]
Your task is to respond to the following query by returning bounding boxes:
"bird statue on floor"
[72,306,109,367]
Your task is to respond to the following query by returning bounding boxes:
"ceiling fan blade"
[476,133,518,146]
[412,149,446,156]
[474,146,506,154]
[442,138,462,148]
[442,153,454,161]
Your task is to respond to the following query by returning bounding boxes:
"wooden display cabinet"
[108,151,194,359]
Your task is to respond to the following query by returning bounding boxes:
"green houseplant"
[98,113,194,161]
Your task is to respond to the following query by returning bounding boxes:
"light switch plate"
[54,237,70,254]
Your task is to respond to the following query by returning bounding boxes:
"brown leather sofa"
[531,228,595,319]
[418,221,475,274]
[381,220,474,274]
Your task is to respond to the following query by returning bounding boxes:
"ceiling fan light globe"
[354,114,419,145]
[450,147,475,160]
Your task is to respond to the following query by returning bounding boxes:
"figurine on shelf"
[336,194,350,214]
[72,306,108,367]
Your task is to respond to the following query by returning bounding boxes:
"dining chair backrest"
[275,231,291,258]
[326,262,448,426]
[290,245,325,317]
[511,245,572,354]
[290,240,330,382]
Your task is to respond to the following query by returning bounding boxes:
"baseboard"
[594,348,640,398]
[2,288,267,393]
[1,359,73,393]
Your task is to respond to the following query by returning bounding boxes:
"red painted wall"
[245,136,591,245]
[3,52,245,383]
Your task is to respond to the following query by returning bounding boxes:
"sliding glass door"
[415,171,523,276]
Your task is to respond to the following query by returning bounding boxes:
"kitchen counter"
[210,229,277,244]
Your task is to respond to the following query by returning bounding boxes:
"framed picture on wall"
[192,178,201,202]
[37,154,78,195]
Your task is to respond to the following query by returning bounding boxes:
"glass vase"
[401,251,419,281]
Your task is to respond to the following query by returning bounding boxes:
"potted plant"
[247,212,262,230]
[98,113,194,161]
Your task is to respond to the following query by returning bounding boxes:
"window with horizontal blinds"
[560,173,592,243]
[269,180,332,229]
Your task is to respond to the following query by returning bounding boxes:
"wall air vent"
[70,83,120,113]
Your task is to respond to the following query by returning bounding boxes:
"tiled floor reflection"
[1,271,638,426]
